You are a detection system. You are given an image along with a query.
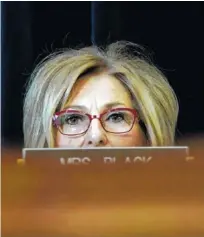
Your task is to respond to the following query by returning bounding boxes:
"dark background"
[2,1,204,146]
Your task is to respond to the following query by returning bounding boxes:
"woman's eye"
[64,115,83,125]
[107,113,124,123]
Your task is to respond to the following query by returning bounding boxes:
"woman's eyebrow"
[102,102,127,110]
[64,105,88,111]
[64,102,127,112]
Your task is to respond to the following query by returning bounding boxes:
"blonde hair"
[23,41,179,148]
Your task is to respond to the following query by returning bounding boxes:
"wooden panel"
[2,136,204,237]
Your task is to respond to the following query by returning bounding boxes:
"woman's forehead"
[63,73,133,111]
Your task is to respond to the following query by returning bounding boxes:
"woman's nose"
[85,119,108,147]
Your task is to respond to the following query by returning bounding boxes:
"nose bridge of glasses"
[88,114,105,131]
[90,114,100,120]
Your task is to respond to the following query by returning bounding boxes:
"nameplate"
[22,147,189,165]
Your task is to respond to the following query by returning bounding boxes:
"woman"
[23,41,178,148]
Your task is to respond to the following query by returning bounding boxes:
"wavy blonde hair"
[23,41,179,148]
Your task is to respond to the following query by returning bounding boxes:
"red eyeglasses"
[53,108,139,136]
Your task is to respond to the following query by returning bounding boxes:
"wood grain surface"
[2,136,204,237]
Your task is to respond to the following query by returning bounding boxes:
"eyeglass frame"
[52,108,139,136]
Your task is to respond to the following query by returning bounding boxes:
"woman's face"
[55,73,147,147]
